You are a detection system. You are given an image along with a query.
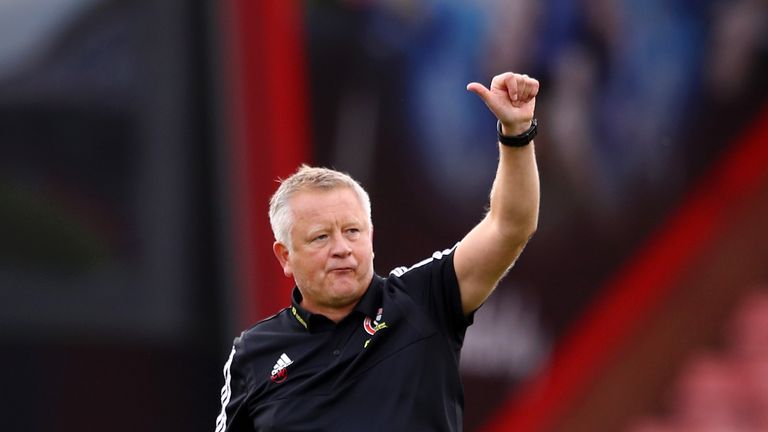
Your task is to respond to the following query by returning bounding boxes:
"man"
[216,72,540,431]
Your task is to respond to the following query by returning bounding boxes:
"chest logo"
[363,308,387,335]
[270,353,293,384]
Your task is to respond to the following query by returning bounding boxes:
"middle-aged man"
[216,72,541,431]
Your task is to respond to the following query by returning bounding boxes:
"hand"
[467,72,539,136]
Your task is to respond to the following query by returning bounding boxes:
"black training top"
[215,246,474,432]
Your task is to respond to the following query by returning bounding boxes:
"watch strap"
[497,118,538,147]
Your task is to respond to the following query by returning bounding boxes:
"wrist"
[497,118,538,147]
[500,120,532,136]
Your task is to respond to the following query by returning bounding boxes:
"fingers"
[487,72,516,102]
[467,72,539,122]
[524,75,540,100]
[506,74,538,104]
[471,73,539,104]
[507,75,520,102]
[517,77,528,103]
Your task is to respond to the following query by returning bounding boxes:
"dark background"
[1,0,766,430]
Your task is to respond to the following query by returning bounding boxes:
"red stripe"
[222,0,310,325]
[480,105,768,431]
[251,0,311,320]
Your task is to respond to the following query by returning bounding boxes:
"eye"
[312,234,328,242]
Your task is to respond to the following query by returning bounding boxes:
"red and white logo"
[363,308,385,335]
[270,353,293,383]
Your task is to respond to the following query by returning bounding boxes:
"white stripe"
[215,345,236,432]
[390,266,408,277]
[389,243,459,277]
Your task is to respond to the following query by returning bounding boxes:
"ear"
[273,241,293,278]
[369,225,375,257]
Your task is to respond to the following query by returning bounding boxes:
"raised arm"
[456,72,540,315]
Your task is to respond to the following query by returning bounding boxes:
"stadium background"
[1,0,767,430]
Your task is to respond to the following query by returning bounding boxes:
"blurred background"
[1,0,767,431]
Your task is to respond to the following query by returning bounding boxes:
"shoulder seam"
[241,307,291,334]
[388,243,459,277]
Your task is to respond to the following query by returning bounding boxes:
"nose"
[330,232,352,257]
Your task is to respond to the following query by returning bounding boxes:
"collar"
[352,274,384,318]
[290,275,384,332]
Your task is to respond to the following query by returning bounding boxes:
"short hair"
[269,165,372,249]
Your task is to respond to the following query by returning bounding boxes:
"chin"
[327,282,364,302]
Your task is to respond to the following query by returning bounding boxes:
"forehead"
[289,187,365,221]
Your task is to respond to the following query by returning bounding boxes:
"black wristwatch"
[497,118,538,147]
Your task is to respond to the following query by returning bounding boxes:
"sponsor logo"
[270,353,293,384]
[291,306,308,329]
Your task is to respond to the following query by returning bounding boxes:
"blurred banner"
[0,0,204,342]
[1,1,222,431]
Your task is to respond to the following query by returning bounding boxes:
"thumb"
[466,82,492,102]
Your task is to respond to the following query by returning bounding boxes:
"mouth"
[328,267,354,274]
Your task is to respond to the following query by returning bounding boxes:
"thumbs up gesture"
[467,72,539,136]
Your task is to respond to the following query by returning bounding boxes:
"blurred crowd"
[311,0,768,220]
[628,288,768,432]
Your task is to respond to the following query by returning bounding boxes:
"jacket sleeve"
[215,337,253,432]
[396,245,473,335]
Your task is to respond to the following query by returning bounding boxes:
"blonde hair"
[268,165,372,249]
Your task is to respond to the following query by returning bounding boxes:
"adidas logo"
[270,353,293,383]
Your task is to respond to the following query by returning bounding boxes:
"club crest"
[363,308,387,335]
